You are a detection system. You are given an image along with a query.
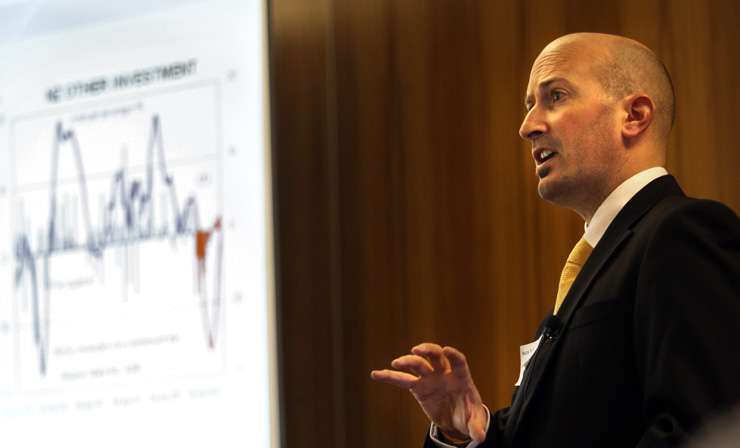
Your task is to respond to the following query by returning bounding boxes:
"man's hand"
[370,343,487,443]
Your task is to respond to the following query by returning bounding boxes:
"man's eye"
[551,90,564,102]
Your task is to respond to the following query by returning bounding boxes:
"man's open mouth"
[534,148,557,165]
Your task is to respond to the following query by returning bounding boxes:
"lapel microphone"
[542,315,563,343]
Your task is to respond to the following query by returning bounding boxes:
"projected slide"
[13,84,224,384]
[0,1,277,447]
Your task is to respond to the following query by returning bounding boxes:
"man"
[371,33,740,447]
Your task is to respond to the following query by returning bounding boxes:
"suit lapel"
[509,175,685,439]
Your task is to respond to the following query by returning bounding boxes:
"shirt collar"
[583,167,669,247]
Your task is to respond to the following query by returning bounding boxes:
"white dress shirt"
[429,167,670,447]
[583,166,669,247]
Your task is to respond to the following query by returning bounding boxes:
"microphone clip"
[542,315,563,343]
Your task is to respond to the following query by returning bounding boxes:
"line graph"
[8,84,226,380]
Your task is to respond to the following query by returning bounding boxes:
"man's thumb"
[467,406,487,443]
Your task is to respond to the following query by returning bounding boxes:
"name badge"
[515,336,542,387]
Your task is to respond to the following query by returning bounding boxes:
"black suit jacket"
[425,176,740,448]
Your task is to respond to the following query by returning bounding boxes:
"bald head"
[520,33,676,219]
[545,33,675,143]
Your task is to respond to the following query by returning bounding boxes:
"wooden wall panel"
[270,1,740,447]
[269,1,341,446]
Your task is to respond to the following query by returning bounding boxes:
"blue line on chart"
[13,115,223,376]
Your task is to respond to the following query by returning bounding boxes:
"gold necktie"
[554,237,593,314]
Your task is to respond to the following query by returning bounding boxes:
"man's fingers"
[369,369,419,389]
[443,346,471,377]
[391,355,434,377]
[412,343,450,371]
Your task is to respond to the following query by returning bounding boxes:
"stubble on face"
[536,103,619,215]
[525,41,623,220]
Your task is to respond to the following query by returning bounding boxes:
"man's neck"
[580,153,667,223]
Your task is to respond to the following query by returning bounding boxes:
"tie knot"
[567,237,593,267]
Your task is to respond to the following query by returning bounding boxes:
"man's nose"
[519,108,547,141]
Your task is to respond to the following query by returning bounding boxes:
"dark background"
[268,1,740,446]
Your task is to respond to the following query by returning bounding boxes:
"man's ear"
[622,94,655,140]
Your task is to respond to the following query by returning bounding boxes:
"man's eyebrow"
[524,77,572,110]
[539,77,569,89]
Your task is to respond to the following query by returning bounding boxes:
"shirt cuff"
[428,405,491,448]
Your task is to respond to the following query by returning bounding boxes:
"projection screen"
[0,1,280,446]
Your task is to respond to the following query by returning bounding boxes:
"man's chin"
[537,177,566,204]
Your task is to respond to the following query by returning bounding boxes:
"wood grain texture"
[269,1,740,446]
